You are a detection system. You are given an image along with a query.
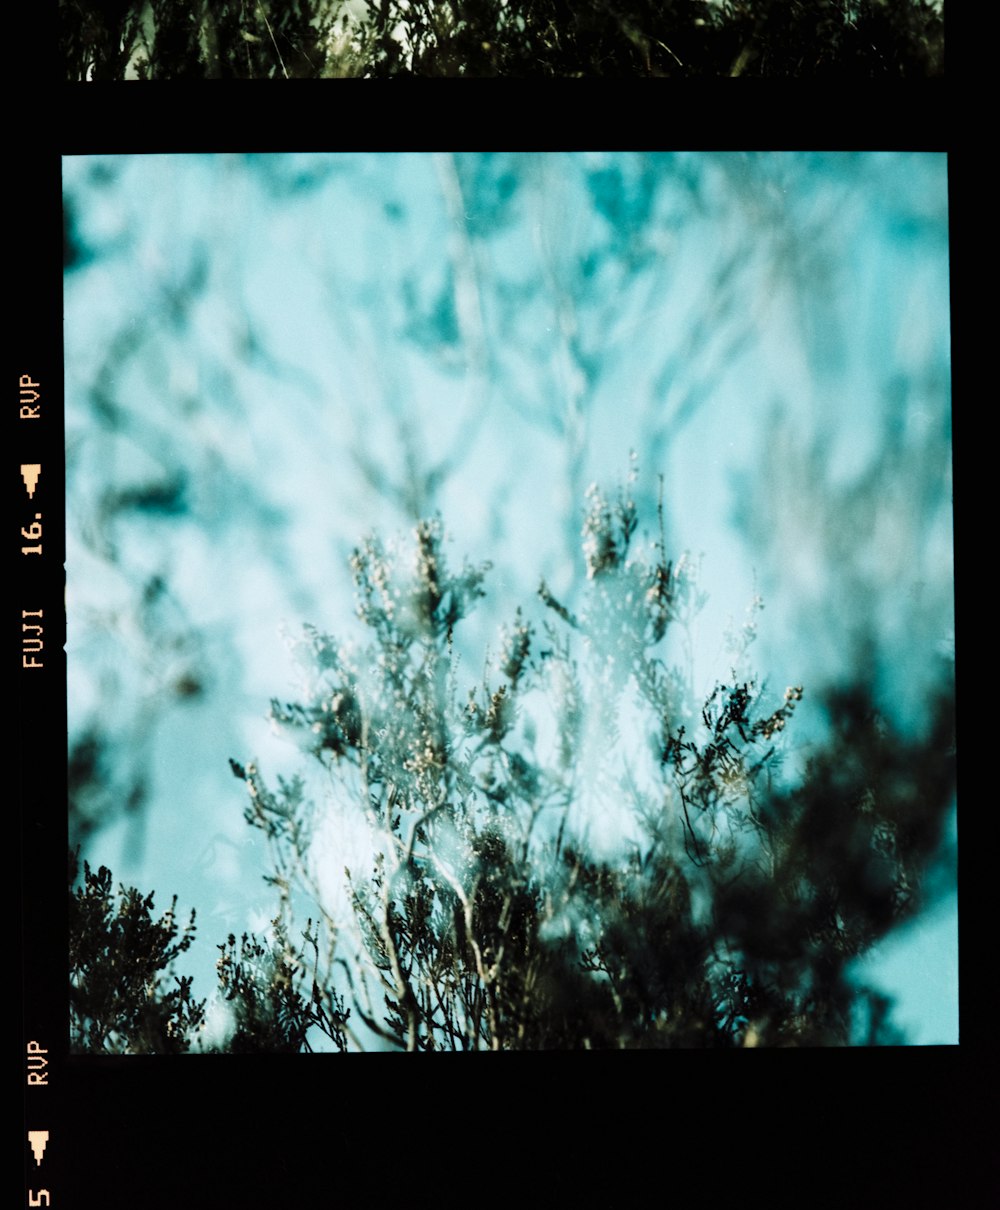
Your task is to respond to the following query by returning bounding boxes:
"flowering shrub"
[70,469,954,1049]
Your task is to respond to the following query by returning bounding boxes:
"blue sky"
[64,152,955,1045]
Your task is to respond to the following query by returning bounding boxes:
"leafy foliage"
[69,468,954,1050]
[60,0,944,78]
[215,925,350,1052]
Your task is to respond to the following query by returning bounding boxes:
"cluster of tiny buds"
[757,687,803,740]
[403,734,441,777]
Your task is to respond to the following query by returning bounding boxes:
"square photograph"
[63,152,956,1055]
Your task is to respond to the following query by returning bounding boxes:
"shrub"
[70,468,954,1049]
[69,849,207,1053]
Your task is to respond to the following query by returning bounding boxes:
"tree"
[69,467,955,1050]
[59,0,944,78]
